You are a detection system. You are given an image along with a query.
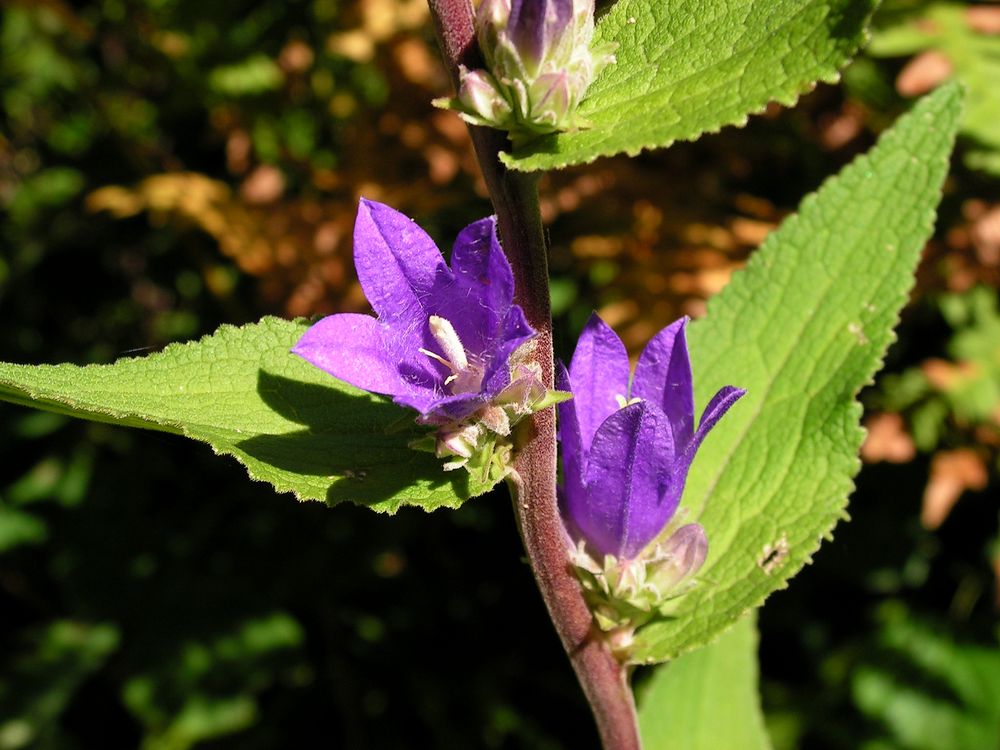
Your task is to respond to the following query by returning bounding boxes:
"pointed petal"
[688,386,746,460]
[582,401,677,559]
[556,361,586,513]
[292,314,436,402]
[353,199,450,332]
[444,216,514,355]
[481,304,535,398]
[568,313,631,452]
[631,317,695,450]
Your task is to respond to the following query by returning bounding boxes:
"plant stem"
[427,2,641,747]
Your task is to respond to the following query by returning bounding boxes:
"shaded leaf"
[0,318,496,513]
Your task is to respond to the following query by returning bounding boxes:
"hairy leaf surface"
[0,318,496,513]
[630,83,961,662]
[504,0,876,171]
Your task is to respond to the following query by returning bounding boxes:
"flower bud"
[435,0,616,139]
[646,524,708,596]
[568,522,711,658]
[455,67,514,128]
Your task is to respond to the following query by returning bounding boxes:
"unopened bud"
[647,524,708,596]
[435,0,616,139]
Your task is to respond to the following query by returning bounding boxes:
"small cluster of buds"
[569,524,707,657]
[416,354,570,481]
[436,0,616,141]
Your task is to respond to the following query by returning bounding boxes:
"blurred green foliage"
[852,604,1000,750]
[875,287,1000,455]
[865,0,1000,176]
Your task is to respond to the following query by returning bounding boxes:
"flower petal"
[556,361,586,507]
[353,198,450,332]
[582,401,677,559]
[444,216,514,355]
[631,316,695,450]
[293,313,436,402]
[415,391,484,422]
[481,304,535,398]
[686,385,747,462]
[509,0,573,71]
[569,313,631,453]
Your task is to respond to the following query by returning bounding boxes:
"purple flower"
[558,314,746,561]
[293,199,536,428]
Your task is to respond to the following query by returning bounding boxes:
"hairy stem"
[427,1,641,747]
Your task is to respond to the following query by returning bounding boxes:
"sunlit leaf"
[629,83,962,662]
[504,0,876,171]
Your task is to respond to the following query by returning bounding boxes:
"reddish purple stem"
[427,1,641,747]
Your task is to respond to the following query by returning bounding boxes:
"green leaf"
[630,83,961,663]
[638,614,772,750]
[0,318,496,513]
[503,0,876,171]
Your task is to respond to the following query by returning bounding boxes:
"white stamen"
[615,394,641,409]
[428,315,469,372]
[419,347,454,370]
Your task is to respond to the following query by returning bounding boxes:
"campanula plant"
[0,0,963,747]
[558,314,744,649]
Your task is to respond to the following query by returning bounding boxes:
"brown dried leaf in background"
[971,203,1000,267]
[896,50,954,97]
[922,449,988,529]
[967,5,1000,34]
[240,165,285,205]
[862,412,917,464]
[921,357,980,391]
[86,173,366,317]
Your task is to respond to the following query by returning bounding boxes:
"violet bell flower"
[558,314,745,636]
[293,199,551,474]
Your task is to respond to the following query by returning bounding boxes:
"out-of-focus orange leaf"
[921,358,979,391]
[818,101,865,150]
[279,39,314,73]
[896,50,954,97]
[538,152,773,352]
[862,412,917,464]
[326,0,429,62]
[922,449,988,529]
[86,173,366,317]
[971,203,1000,266]
[967,5,1000,34]
[240,165,285,205]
